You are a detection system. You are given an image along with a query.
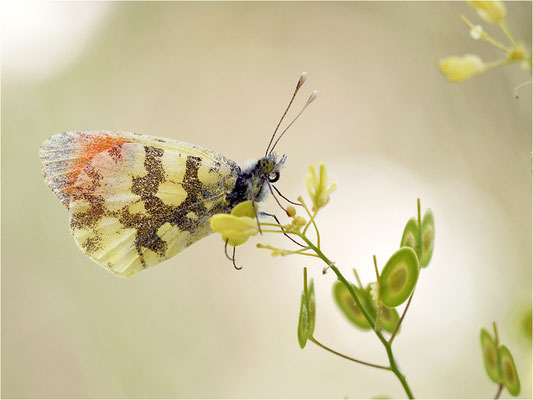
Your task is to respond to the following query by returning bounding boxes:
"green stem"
[309,336,391,371]
[460,15,511,52]
[499,21,517,46]
[303,267,309,298]
[373,256,383,331]
[485,58,513,70]
[389,290,415,345]
[353,268,363,288]
[298,234,415,399]
[300,199,321,248]
[385,342,414,399]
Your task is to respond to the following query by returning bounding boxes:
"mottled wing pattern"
[39,130,237,207]
[40,131,239,277]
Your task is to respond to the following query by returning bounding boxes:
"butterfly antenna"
[269,90,318,155]
[265,72,308,156]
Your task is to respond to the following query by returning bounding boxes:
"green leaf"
[420,209,435,268]
[400,217,421,259]
[380,247,419,308]
[297,291,310,349]
[499,344,520,396]
[480,328,500,383]
[308,279,316,336]
[333,281,373,330]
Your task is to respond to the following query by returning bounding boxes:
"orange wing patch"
[69,133,128,185]
[40,131,131,207]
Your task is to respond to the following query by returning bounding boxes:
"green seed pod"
[297,291,310,349]
[499,345,520,396]
[308,279,316,336]
[379,305,400,334]
[380,247,419,308]
[480,328,500,383]
[364,284,399,334]
[420,209,435,268]
[333,281,373,330]
[400,217,421,259]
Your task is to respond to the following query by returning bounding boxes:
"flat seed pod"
[480,328,500,383]
[308,279,316,336]
[379,305,400,334]
[297,291,310,349]
[499,345,520,396]
[333,281,372,330]
[380,247,419,308]
[420,209,435,268]
[364,284,399,334]
[400,218,422,260]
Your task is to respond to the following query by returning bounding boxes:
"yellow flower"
[210,201,259,247]
[468,1,506,24]
[507,43,526,61]
[439,55,485,82]
[286,205,297,217]
[306,162,337,212]
[256,243,290,257]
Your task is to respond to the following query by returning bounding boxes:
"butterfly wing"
[40,132,239,276]
[39,130,237,207]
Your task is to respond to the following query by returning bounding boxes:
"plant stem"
[298,234,415,399]
[499,21,517,46]
[353,268,363,288]
[385,341,415,399]
[493,321,499,346]
[485,58,513,70]
[460,15,511,52]
[494,383,503,399]
[389,290,415,345]
[300,199,321,248]
[309,336,391,371]
[373,255,383,331]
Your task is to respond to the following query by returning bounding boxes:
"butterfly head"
[258,153,286,184]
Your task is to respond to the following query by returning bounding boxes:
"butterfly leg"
[260,211,306,248]
[271,184,302,206]
[248,180,263,234]
[224,239,243,270]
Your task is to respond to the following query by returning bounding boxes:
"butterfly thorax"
[226,154,285,209]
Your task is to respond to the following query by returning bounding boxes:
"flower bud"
[468,1,506,24]
[439,55,485,82]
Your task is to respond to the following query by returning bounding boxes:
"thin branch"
[309,337,391,371]
[494,383,503,399]
[389,290,415,344]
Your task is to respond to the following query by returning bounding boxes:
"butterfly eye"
[268,171,280,183]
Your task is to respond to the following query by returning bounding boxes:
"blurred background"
[2,1,531,398]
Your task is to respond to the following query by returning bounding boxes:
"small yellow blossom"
[210,201,259,247]
[286,205,297,217]
[439,55,485,82]
[283,215,307,232]
[306,162,337,212]
[507,43,526,61]
[256,243,290,257]
[468,1,506,24]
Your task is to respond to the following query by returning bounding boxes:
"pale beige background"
[2,1,531,398]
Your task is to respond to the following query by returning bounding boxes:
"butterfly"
[39,73,317,277]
